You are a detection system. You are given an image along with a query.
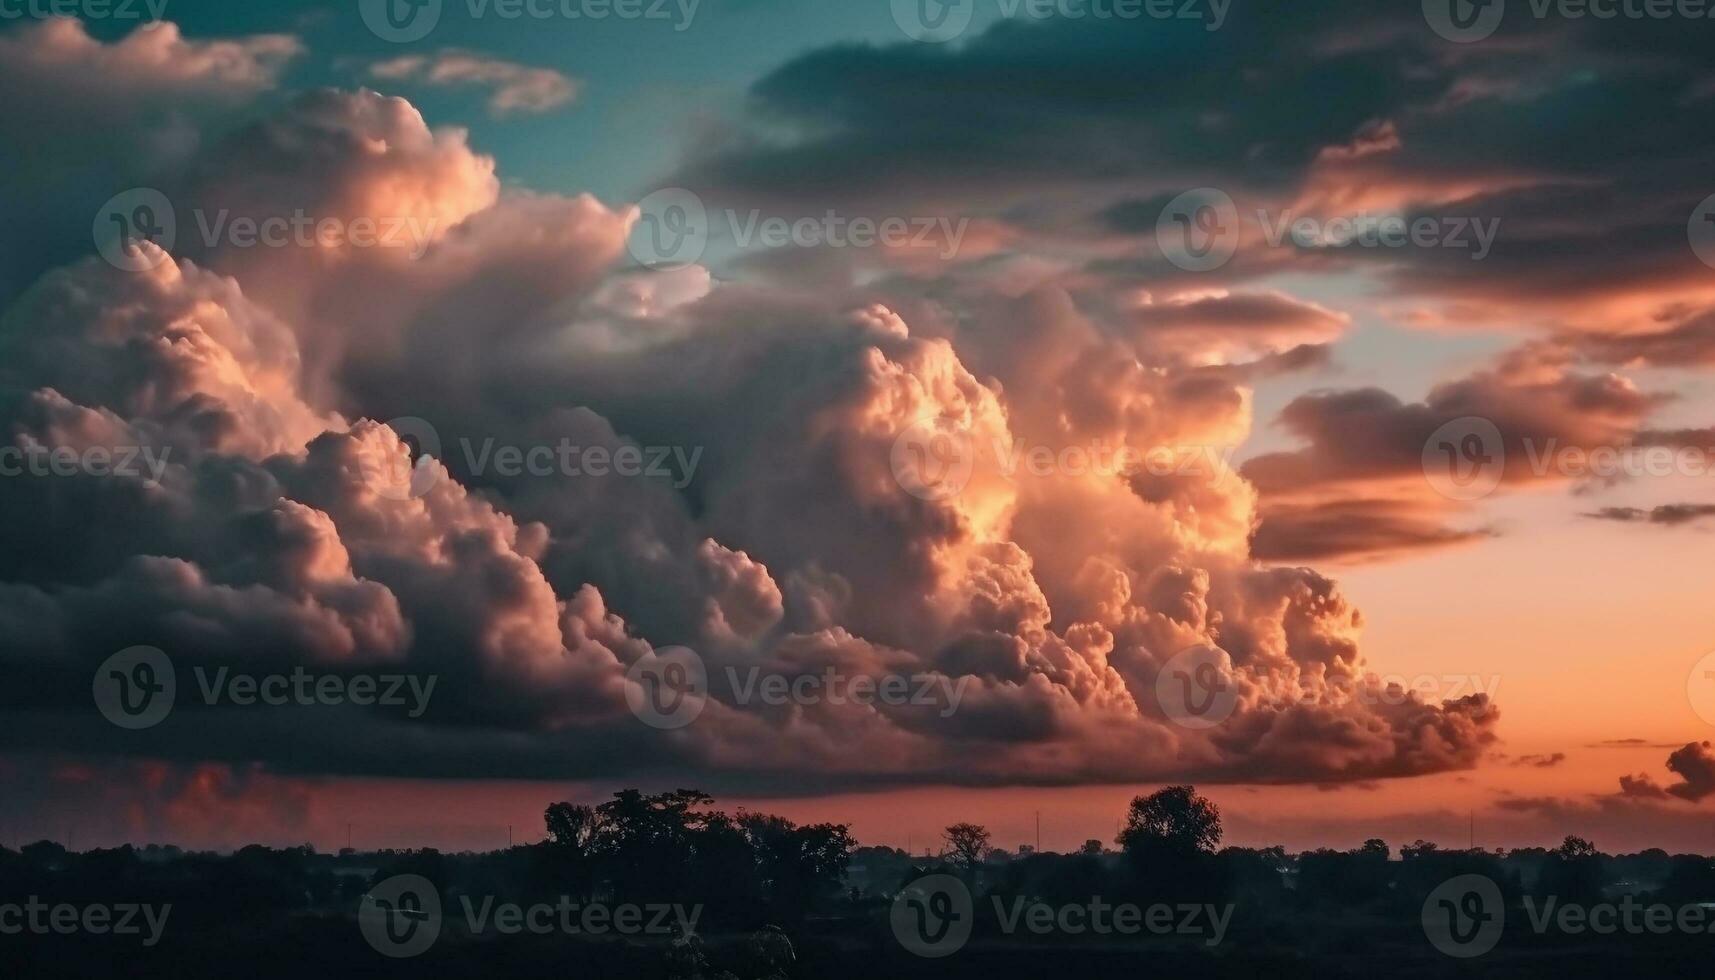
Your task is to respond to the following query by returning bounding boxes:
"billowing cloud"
[0,17,301,300]
[0,76,1498,794]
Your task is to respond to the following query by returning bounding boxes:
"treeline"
[0,790,857,934]
[7,785,1715,929]
[863,786,1715,918]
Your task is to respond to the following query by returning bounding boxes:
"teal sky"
[132,0,926,202]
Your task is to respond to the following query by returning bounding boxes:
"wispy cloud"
[371,50,577,117]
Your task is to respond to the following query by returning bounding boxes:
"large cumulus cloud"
[0,30,1501,795]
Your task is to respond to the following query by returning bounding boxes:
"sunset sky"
[4,0,1715,856]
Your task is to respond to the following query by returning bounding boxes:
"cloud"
[1584,504,1715,527]
[1125,290,1350,363]
[1619,742,1715,803]
[1250,498,1493,564]
[671,3,1715,346]
[0,72,1499,797]
[0,17,301,301]
[1511,752,1567,769]
[370,51,578,116]
[0,16,298,95]
[1241,345,1659,561]
[1556,308,1715,367]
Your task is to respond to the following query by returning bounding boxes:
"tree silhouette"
[741,813,856,918]
[1114,786,1225,904]
[1117,785,1222,855]
[590,789,718,904]
[1540,834,1604,903]
[543,802,606,899]
[544,802,606,852]
[943,822,992,871]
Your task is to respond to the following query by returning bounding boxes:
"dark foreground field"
[6,904,1715,980]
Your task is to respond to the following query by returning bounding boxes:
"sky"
[3,0,1715,855]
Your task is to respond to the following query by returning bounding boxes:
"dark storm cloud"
[672,2,1715,335]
